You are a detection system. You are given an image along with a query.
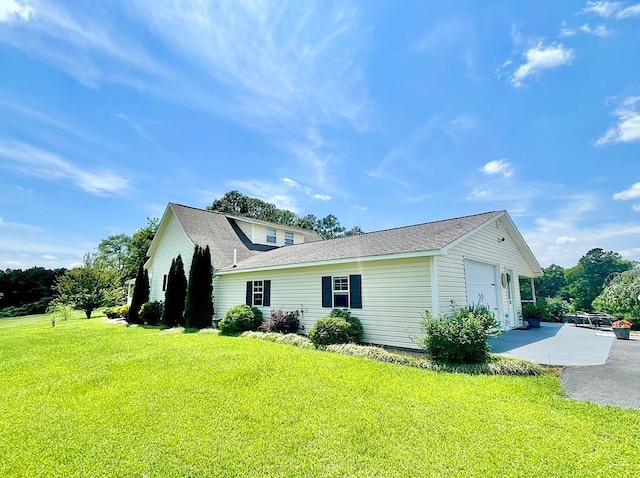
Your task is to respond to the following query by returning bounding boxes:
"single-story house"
[146,203,542,349]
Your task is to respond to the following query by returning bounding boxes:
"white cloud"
[480,159,515,178]
[617,4,640,17]
[227,179,299,213]
[445,114,478,139]
[556,236,579,244]
[560,23,609,36]
[313,194,332,201]
[581,1,622,17]
[510,42,573,87]
[0,139,129,195]
[613,182,640,200]
[581,1,640,18]
[41,254,57,260]
[0,0,33,23]
[281,177,301,189]
[596,96,640,145]
[353,205,367,211]
[116,113,150,141]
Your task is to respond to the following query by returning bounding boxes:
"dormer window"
[266,228,277,244]
[285,231,294,246]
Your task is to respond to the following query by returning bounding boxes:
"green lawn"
[1,313,638,477]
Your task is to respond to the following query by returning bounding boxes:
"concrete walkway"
[488,322,614,366]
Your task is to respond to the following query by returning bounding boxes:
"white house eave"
[440,210,543,277]
[216,249,446,276]
[146,203,195,258]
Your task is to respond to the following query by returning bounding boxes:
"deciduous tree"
[55,254,119,319]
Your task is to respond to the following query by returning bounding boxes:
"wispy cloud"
[116,113,150,141]
[0,139,129,195]
[509,42,573,87]
[613,182,640,200]
[0,0,33,23]
[560,23,609,37]
[581,1,640,18]
[596,96,640,145]
[445,114,478,139]
[314,194,332,201]
[480,159,515,178]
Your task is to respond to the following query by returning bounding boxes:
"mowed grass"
[1,313,639,477]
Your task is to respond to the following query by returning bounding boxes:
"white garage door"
[464,259,499,316]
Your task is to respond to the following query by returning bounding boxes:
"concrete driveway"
[489,323,640,410]
[488,322,613,366]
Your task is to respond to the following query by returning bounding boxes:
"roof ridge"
[169,202,320,235]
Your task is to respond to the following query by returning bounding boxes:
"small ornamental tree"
[184,245,214,329]
[163,255,188,328]
[128,263,149,324]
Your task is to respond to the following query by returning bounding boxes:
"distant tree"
[162,255,187,328]
[208,190,363,238]
[128,263,149,324]
[184,245,214,329]
[97,234,131,272]
[315,214,346,239]
[535,264,566,298]
[343,225,365,237]
[0,267,66,312]
[124,218,159,280]
[55,253,119,319]
[593,267,640,328]
[564,248,633,311]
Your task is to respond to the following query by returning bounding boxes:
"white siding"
[248,224,302,247]
[235,220,254,242]
[215,257,433,349]
[148,211,194,302]
[436,217,537,327]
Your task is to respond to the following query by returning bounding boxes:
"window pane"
[266,229,277,243]
[333,276,348,291]
[285,232,294,245]
[334,293,348,308]
[254,294,263,306]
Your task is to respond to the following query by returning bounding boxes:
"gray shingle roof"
[168,203,322,269]
[221,210,505,271]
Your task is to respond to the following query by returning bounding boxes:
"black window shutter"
[263,280,271,307]
[321,276,332,308]
[350,275,362,309]
[246,281,253,306]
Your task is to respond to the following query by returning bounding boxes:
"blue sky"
[1,0,639,271]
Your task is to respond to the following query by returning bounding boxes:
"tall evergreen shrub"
[163,255,188,327]
[184,245,214,329]
[128,263,149,324]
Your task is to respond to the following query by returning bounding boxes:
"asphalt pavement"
[561,335,640,410]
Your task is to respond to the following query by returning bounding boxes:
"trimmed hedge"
[218,304,262,335]
[140,301,164,326]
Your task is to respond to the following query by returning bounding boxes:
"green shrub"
[218,304,260,335]
[420,304,499,364]
[104,307,119,319]
[545,297,570,322]
[0,297,53,318]
[140,301,164,326]
[251,307,263,327]
[118,305,129,320]
[308,317,353,347]
[522,300,549,319]
[329,308,363,342]
[263,309,300,334]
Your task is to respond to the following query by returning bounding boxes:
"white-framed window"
[333,276,349,308]
[285,231,294,246]
[253,280,264,306]
[266,229,277,244]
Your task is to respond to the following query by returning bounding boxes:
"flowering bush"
[612,319,632,328]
